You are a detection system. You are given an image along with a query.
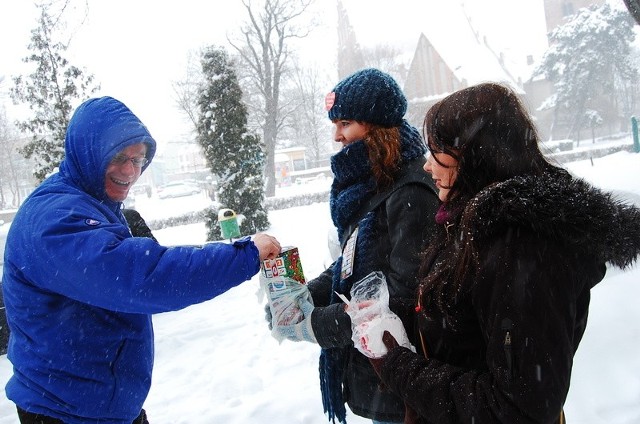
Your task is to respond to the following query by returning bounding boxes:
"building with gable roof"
[401,1,548,137]
[400,0,619,142]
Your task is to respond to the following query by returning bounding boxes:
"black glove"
[369,330,399,377]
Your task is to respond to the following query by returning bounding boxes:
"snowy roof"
[417,7,509,90]
[408,1,549,91]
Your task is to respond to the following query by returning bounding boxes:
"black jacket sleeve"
[307,263,354,348]
[0,289,8,355]
[123,208,158,242]
[307,264,335,307]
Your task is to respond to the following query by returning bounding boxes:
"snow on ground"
[0,151,639,423]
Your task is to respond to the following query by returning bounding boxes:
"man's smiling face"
[104,143,147,202]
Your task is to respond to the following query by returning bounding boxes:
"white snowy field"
[0,151,639,423]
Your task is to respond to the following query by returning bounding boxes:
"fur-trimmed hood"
[464,169,640,270]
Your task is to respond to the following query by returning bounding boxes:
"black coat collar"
[464,169,640,269]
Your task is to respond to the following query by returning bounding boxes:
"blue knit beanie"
[325,68,407,127]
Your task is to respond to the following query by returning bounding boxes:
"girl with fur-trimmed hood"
[368,82,640,424]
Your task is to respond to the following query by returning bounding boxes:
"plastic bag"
[258,273,311,341]
[257,246,310,341]
[344,271,413,358]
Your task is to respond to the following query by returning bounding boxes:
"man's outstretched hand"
[252,233,281,260]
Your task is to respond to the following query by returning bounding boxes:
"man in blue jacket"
[2,96,280,424]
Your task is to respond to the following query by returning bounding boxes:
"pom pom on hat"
[325,68,407,127]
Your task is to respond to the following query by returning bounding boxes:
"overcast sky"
[0,0,550,151]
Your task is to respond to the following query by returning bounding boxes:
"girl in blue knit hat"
[271,68,440,424]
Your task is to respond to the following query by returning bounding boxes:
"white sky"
[0,0,552,152]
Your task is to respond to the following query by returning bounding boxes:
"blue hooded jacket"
[2,97,260,423]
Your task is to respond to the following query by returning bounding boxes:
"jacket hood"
[466,169,640,269]
[59,96,157,202]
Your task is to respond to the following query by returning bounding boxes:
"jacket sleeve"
[378,233,600,424]
[22,201,260,315]
[307,264,336,307]
[384,183,440,299]
[307,263,354,348]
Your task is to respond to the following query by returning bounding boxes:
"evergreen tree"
[533,3,637,141]
[10,3,99,183]
[196,46,269,241]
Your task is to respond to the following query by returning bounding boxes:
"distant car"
[131,183,152,198]
[157,181,202,199]
[122,195,136,209]
[295,173,329,185]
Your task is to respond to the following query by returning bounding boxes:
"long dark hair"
[424,82,555,209]
[419,82,561,313]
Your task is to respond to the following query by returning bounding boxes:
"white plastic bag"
[258,274,311,341]
[344,271,413,358]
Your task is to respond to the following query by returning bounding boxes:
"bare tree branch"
[227,0,315,197]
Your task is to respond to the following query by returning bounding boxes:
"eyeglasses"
[111,154,149,168]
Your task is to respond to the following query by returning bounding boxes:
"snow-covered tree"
[280,63,332,167]
[196,46,269,241]
[585,109,603,144]
[172,50,202,131]
[228,0,315,198]
[534,2,637,142]
[10,3,99,183]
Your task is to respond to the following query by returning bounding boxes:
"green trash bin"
[218,208,241,240]
[632,116,639,153]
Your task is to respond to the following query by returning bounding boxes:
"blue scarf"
[320,120,426,423]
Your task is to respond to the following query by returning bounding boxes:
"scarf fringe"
[320,348,348,424]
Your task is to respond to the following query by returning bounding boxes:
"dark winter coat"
[2,97,261,424]
[378,170,640,424]
[308,122,440,423]
[123,208,158,242]
[0,288,7,356]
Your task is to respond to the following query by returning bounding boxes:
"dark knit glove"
[369,330,399,377]
[310,302,352,349]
